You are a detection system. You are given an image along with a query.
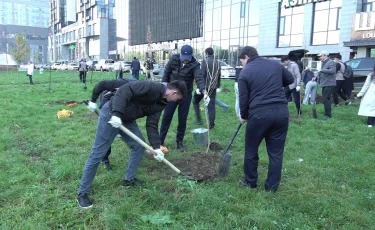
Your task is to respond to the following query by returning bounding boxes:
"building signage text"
[351,12,375,41]
[282,0,330,8]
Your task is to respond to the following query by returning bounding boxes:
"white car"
[51,62,61,70]
[67,62,79,71]
[95,59,115,72]
[220,61,236,79]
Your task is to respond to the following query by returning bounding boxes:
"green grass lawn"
[0,70,374,229]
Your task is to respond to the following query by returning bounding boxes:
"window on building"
[278,4,304,47]
[363,0,375,12]
[312,0,342,45]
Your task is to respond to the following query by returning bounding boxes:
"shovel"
[218,122,242,177]
[312,102,317,119]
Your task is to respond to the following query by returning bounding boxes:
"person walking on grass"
[78,58,87,83]
[160,45,207,152]
[27,61,34,85]
[131,57,141,80]
[281,55,302,115]
[357,65,375,128]
[77,80,187,209]
[192,47,221,129]
[333,54,352,106]
[314,50,336,120]
[86,77,137,170]
[237,46,294,192]
[302,67,317,105]
[113,60,122,79]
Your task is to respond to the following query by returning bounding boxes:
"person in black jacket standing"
[86,78,137,169]
[160,45,207,152]
[192,47,221,129]
[131,57,141,80]
[237,46,294,192]
[77,80,187,208]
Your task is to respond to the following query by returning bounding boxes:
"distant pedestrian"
[333,54,351,106]
[131,57,141,80]
[281,55,302,115]
[79,59,87,83]
[237,46,294,192]
[113,60,122,79]
[301,67,317,105]
[27,61,34,85]
[315,50,336,120]
[144,57,155,80]
[357,66,375,128]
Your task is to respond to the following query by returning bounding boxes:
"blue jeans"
[303,81,317,104]
[132,70,139,80]
[77,103,145,194]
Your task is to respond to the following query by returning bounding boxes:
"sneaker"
[177,142,187,152]
[238,178,257,189]
[193,120,202,125]
[77,193,93,209]
[334,104,340,107]
[345,100,352,105]
[368,125,373,128]
[321,115,331,120]
[122,178,144,187]
[101,160,112,170]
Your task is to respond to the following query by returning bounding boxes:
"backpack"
[342,63,353,78]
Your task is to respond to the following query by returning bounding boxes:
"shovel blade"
[218,153,232,177]
[312,107,317,119]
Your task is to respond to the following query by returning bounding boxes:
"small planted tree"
[10,32,30,64]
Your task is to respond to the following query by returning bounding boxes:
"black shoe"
[77,193,93,209]
[177,142,187,152]
[122,178,144,187]
[194,120,202,125]
[209,125,214,129]
[238,178,257,189]
[101,160,112,170]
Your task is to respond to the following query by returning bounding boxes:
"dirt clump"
[209,142,223,151]
[222,88,230,92]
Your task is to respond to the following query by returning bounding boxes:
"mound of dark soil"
[222,88,230,92]
[209,142,223,151]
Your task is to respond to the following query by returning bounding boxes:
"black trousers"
[27,74,34,84]
[332,80,348,105]
[284,88,301,114]
[244,106,289,191]
[79,71,87,83]
[368,117,375,126]
[343,76,354,98]
[322,86,335,117]
[160,92,193,144]
[192,91,216,128]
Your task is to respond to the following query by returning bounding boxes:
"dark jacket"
[302,70,314,85]
[131,59,141,71]
[162,54,205,92]
[109,81,167,149]
[200,55,221,90]
[91,78,136,107]
[144,59,155,70]
[238,56,294,119]
[318,58,336,87]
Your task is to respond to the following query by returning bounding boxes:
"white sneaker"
[368,125,373,128]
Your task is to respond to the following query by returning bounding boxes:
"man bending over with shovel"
[77,80,187,209]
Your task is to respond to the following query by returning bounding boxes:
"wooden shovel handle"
[119,125,181,174]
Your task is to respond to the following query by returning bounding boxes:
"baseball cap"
[180,45,193,60]
[317,50,329,56]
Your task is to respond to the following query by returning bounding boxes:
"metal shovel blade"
[312,104,317,119]
[218,153,232,177]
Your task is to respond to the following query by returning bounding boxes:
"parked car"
[86,60,98,71]
[121,61,131,73]
[345,57,375,79]
[220,61,236,79]
[51,62,61,70]
[67,62,79,71]
[95,59,115,71]
[152,64,163,75]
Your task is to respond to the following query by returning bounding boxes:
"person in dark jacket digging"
[86,77,137,169]
[192,47,221,129]
[237,46,294,192]
[160,45,207,152]
[131,57,141,80]
[77,80,187,209]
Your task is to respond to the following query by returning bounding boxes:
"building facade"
[49,0,117,63]
[0,0,49,64]
[128,0,375,66]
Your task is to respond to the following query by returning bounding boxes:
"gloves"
[87,101,97,112]
[296,86,301,92]
[203,94,210,106]
[216,88,222,93]
[195,88,201,95]
[153,149,164,162]
[357,93,363,98]
[108,116,122,128]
